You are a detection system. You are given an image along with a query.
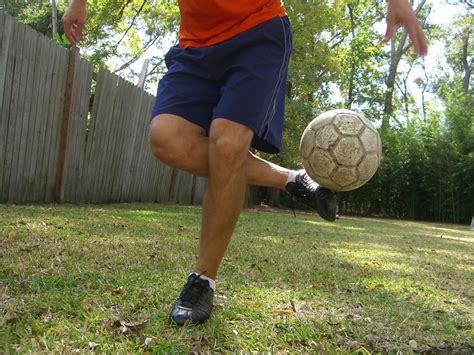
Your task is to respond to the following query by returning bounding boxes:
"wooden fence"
[0,11,208,204]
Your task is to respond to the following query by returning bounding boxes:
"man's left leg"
[170,118,253,325]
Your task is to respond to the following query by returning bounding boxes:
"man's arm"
[62,0,87,45]
[383,0,428,56]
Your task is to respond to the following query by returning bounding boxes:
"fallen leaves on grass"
[286,339,309,347]
[177,225,189,233]
[409,339,418,349]
[5,309,26,324]
[106,319,148,337]
[273,308,293,316]
[188,335,209,354]
[111,287,124,296]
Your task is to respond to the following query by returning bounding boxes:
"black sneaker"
[170,273,214,326]
[285,169,337,222]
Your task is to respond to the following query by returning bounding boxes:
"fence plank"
[130,89,146,201]
[5,22,27,203]
[175,170,194,204]
[56,47,79,202]
[0,14,15,202]
[15,26,38,202]
[133,94,154,201]
[123,82,143,201]
[81,69,103,202]
[18,28,41,202]
[193,176,208,205]
[44,47,68,202]
[86,68,108,202]
[75,58,94,203]
[10,23,32,202]
[112,81,132,201]
[143,98,162,202]
[0,11,12,123]
[64,57,91,202]
[94,72,119,202]
[111,81,135,201]
[77,61,94,202]
[124,87,145,200]
[105,77,128,202]
[63,56,93,203]
[35,41,61,202]
[24,32,50,202]
[96,72,117,202]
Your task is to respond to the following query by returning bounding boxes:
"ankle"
[286,170,298,185]
[190,272,216,291]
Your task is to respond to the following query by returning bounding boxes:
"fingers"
[384,14,396,43]
[62,16,76,45]
[410,25,428,56]
[72,23,86,42]
[62,22,84,46]
[383,15,428,56]
[61,6,87,46]
[406,23,420,55]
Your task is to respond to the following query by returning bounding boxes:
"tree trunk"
[382,30,408,131]
[346,4,356,109]
[461,30,472,94]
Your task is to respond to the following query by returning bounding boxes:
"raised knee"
[149,118,173,160]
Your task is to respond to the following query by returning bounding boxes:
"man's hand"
[384,0,428,56]
[62,0,87,45]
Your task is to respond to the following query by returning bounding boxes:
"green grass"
[0,203,472,353]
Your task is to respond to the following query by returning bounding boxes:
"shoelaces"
[181,274,207,307]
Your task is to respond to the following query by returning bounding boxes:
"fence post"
[168,168,178,202]
[55,46,78,203]
[137,58,149,89]
[190,174,197,205]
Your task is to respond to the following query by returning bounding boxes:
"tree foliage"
[3,0,179,81]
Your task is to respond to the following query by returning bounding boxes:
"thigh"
[150,114,206,138]
[211,16,293,154]
[151,45,220,133]
[149,114,206,152]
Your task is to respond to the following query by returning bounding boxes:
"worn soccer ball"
[300,109,382,192]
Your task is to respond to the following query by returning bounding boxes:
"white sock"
[286,170,298,185]
[190,272,216,291]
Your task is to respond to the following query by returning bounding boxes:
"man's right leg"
[150,114,337,222]
[151,113,337,325]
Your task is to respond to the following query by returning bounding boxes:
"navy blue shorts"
[151,16,292,154]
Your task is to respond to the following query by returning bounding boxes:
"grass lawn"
[0,203,472,353]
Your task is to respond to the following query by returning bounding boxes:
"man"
[63,0,427,326]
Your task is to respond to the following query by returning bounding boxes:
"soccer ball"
[300,109,382,192]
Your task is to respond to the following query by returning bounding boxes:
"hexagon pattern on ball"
[299,109,382,192]
[333,136,364,166]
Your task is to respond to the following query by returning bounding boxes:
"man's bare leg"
[193,118,254,279]
[160,114,337,325]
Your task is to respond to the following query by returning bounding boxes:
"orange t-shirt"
[178,0,286,48]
